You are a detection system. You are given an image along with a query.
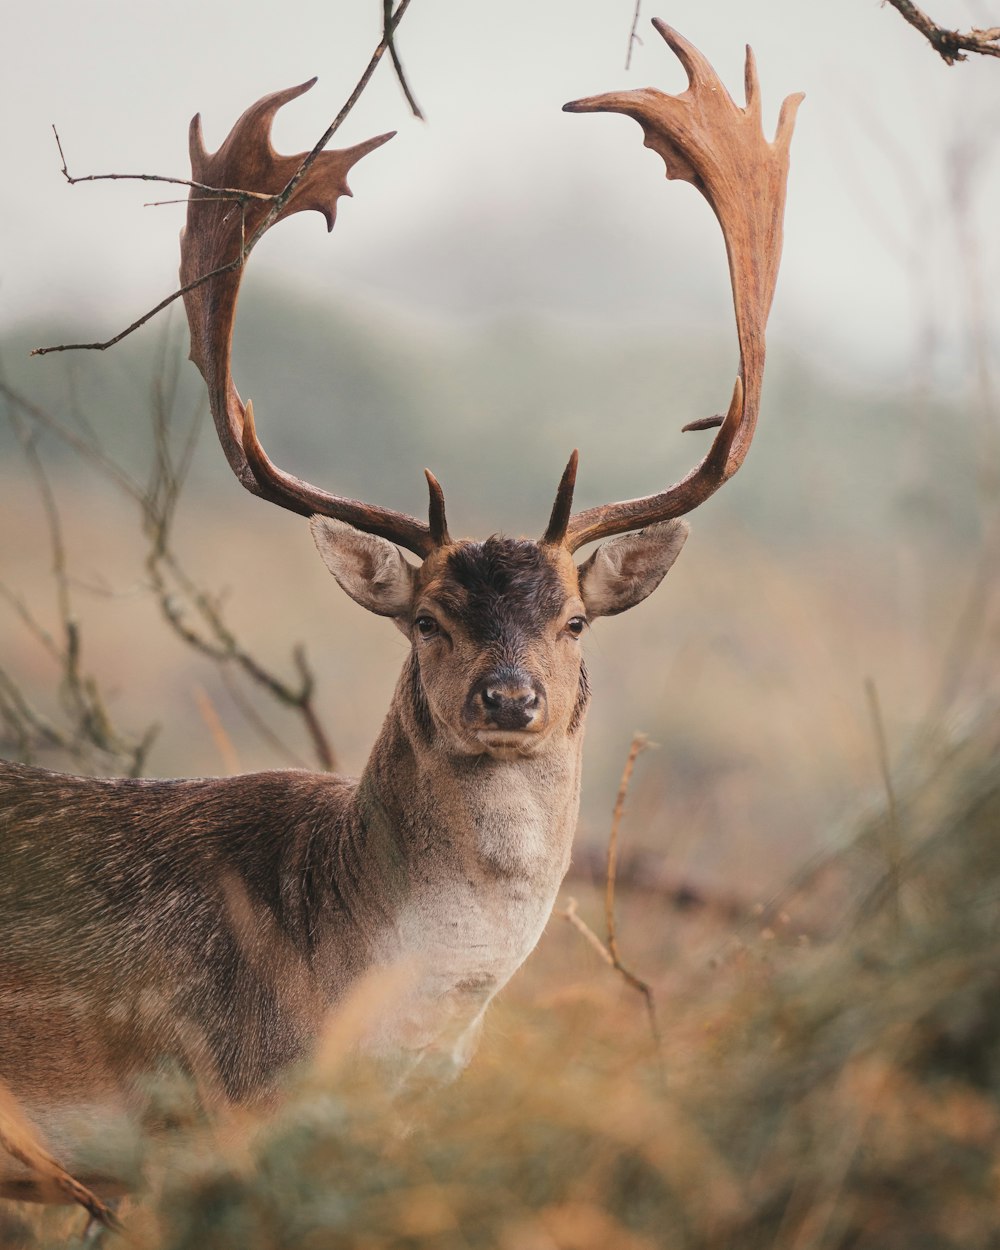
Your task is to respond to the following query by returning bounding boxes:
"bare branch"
[0,583,61,665]
[625,0,643,69]
[32,255,245,356]
[0,399,160,774]
[220,667,312,771]
[194,684,241,775]
[7,409,73,646]
[883,0,1000,63]
[0,668,65,759]
[242,0,415,248]
[33,0,418,357]
[146,550,338,772]
[0,378,143,497]
[561,897,615,967]
[559,734,662,1065]
[0,1078,120,1229]
[292,645,337,772]
[52,124,273,200]
[4,356,337,773]
[605,734,651,975]
[145,197,219,208]
[384,0,425,119]
[135,363,340,773]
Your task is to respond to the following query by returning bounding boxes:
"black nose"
[479,678,540,731]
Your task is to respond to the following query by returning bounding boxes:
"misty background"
[2,0,998,900]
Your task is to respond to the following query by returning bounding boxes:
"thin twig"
[194,684,241,775]
[559,734,663,1067]
[220,668,311,771]
[144,197,215,208]
[384,0,424,119]
[7,410,73,648]
[606,734,652,973]
[625,0,644,69]
[0,403,158,773]
[244,0,415,250]
[149,547,335,762]
[864,678,903,932]
[31,258,242,355]
[562,898,615,966]
[0,1078,120,1230]
[883,0,1000,63]
[0,379,142,498]
[52,125,273,200]
[0,584,61,664]
[33,0,417,358]
[137,350,337,772]
[5,352,334,773]
[292,645,337,772]
[0,668,64,755]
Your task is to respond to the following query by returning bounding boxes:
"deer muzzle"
[466,670,546,734]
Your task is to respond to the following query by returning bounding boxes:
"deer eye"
[415,615,439,639]
[565,616,587,638]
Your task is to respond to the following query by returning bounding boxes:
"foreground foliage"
[3,710,999,1249]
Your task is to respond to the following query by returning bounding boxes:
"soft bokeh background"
[3,3,1000,1245]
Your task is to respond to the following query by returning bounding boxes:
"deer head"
[180,23,802,762]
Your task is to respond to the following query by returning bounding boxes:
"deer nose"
[478,678,541,731]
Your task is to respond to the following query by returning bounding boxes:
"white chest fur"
[364,756,579,1068]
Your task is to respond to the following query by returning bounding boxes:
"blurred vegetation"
[2,285,999,890]
[1,705,998,1248]
[2,275,999,1245]
[0,281,984,546]
[2,286,996,887]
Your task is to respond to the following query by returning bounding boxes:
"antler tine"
[560,21,803,554]
[424,469,451,547]
[180,81,440,559]
[540,450,579,546]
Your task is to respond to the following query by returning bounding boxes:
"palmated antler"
[181,80,448,558]
[546,21,803,553]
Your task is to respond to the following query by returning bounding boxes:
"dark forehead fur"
[437,537,568,643]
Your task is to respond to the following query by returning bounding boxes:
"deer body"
[0,745,579,1098]
[0,621,585,1099]
[1,19,800,1210]
[0,535,608,1198]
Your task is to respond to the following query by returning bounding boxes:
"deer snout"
[469,672,544,732]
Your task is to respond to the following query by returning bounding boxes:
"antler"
[180,80,447,558]
[547,21,803,553]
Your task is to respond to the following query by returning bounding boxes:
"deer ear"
[577,520,689,619]
[310,517,418,618]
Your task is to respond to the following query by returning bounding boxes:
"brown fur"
[0,528,685,1198]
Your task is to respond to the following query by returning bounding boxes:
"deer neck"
[357,654,585,885]
[342,654,585,1064]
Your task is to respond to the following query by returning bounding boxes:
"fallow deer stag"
[0,22,801,1203]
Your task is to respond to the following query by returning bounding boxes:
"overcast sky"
[3,0,998,386]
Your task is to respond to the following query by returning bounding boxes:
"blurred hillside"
[1,281,983,544]
[1,284,996,900]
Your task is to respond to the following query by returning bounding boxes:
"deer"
[0,22,801,1206]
